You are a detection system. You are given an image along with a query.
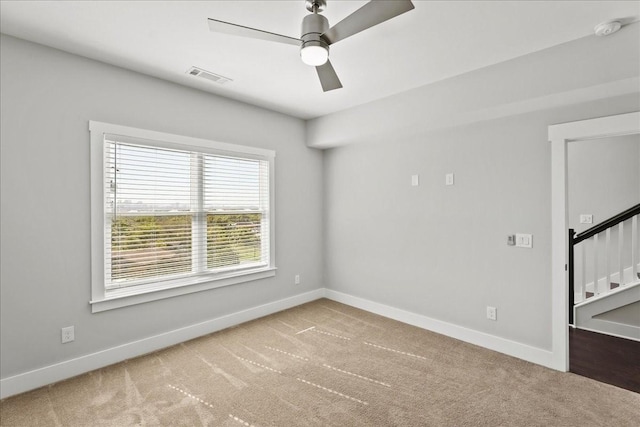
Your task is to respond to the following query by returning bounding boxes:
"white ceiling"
[1,1,638,119]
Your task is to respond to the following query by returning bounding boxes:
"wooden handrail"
[568,228,575,325]
[574,203,640,244]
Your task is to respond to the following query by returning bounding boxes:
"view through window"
[105,140,269,288]
[90,121,275,311]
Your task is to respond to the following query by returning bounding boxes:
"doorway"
[566,133,640,392]
[548,111,640,377]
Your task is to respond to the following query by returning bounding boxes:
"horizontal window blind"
[104,136,270,289]
[204,155,270,270]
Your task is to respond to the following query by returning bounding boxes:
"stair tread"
[584,280,637,300]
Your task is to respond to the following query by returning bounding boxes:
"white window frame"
[90,121,276,313]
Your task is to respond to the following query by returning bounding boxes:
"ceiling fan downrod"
[305,0,326,13]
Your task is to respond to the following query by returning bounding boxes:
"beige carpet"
[1,299,639,426]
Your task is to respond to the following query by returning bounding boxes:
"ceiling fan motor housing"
[301,13,330,55]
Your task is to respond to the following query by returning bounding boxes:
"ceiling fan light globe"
[301,45,329,66]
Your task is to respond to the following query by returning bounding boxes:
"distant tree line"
[110,213,262,280]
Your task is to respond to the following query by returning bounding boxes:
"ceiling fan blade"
[208,18,301,46]
[316,60,343,92]
[321,0,414,45]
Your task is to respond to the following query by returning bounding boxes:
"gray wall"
[307,24,640,149]
[594,301,640,327]
[568,134,639,287]
[323,96,640,351]
[2,26,639,383]
[568,134,640,234]
[0,35,324,379]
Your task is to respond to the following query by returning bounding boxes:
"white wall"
[0,35,324,380]
[323,95,640,352]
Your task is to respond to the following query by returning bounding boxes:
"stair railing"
[568,203,640,325]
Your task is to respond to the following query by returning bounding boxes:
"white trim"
[576,279,640,308]
[91,268,277,313]
[548,111,640,372]
[89,120,277,312]
[548,112,640,143]
[0,289,324,399]
[4,284,608,399]
[1,288,563,399]
[89,121,275,159]
[324,290,554,369]
[575,281,640,341]
[550,136,569,371]
[576,265,640,305]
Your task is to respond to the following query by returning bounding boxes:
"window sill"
[90,267,277,313]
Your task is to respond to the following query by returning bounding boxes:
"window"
[90,122,275,312]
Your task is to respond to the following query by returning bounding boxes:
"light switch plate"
[515,233,533,248]
[580,214,593,224]
[411,174,419,186]
[445,173,454,186]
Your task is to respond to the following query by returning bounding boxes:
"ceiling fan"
[207,0,415,92]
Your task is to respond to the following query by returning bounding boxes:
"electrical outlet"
[486,306,497,321]
[294,274,300,285]
[61,326,75,343]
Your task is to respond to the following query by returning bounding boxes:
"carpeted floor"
[1,299,639,426]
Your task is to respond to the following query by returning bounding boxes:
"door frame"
[548,111,640,371]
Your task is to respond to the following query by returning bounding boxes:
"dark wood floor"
[569,327,640,393]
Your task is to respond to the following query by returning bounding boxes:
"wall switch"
[411,174,419,186]
[515,233,533,248]
[486,306,497,321]
[294,274,300,285]
[579,214,593,224]
[61,326,75,343]
[445,173,454,186]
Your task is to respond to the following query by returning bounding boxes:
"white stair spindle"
[580,243,586,302]
[618,221,624,286]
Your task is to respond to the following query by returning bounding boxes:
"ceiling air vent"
[186,66,232,85]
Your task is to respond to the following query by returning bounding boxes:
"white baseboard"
[1,287,559,399]
[324,289,555,370]
[0,289,325,399]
